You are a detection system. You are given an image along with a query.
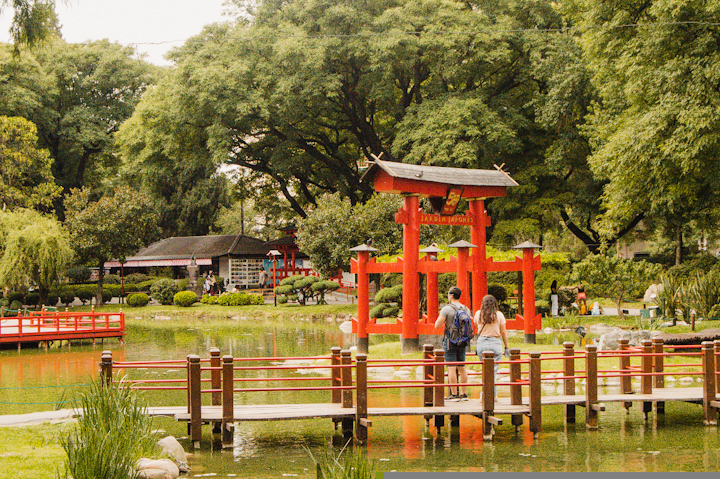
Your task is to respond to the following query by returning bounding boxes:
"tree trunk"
[96,259,105,306]
[675,225,683,266]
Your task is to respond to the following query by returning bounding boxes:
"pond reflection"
[2,321,719,473]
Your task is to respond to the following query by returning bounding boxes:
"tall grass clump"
[307,443,376,479]
[59,377,157,479]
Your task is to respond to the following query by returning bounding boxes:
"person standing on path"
[259,269,268,290]
[435,286,471,401]
[474,294,510,397]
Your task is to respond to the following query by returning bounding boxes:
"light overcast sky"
[0,0,234,65]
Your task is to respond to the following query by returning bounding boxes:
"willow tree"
[0,208,73,303]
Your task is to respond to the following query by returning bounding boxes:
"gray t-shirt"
[440,302,471,338]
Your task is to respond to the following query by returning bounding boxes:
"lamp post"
[268,249,281,307]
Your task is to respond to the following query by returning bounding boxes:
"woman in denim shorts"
[474,294,510,396]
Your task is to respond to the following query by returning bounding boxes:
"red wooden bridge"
[99,338,720,448]
[0,310,125,348]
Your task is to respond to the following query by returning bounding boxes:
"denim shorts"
[444,346,466,364]
[476,336,503,374]
[442,336,467,363]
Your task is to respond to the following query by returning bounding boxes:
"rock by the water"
[597,328,652,350]
[137,458,180,479]
[643,284,659,303]
[157,436,190,473]
[138,469,172,479]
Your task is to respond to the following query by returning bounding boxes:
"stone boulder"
[597,328,653,350]
[136,458,180,479]
[157,436,190,473]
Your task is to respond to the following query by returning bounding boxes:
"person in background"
[259,269,268,290]
[474,294,510,398]
[434,286,471,402]
[550,280,559,317]
[576,284,588,315]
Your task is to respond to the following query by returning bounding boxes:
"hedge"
[126,293,150,307]
[174,291,198,307]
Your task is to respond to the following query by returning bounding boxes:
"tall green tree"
[0,115,61,210]
[2,0,59,48]
[567,0,720,264]
[0,208,73,303]
[297,193,403,277]
[28,40,159,206]
[64,186,160,305]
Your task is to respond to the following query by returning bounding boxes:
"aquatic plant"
[59,377,157,479]
[306,442,376,479]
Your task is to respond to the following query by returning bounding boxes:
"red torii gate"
[351,159,542,352]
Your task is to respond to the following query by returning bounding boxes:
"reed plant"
[59,377,157,479]
[306,442,376,479]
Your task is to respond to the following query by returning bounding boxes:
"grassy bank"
[0,422,72,479]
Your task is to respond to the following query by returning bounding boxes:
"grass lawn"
[0,422,73,479]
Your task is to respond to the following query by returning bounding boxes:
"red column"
[401,195,420,352]
[456,247,470,298]
[427,267,439,324]
[469,199,488,313]
[356,250,370,353]
[522,247,537,343]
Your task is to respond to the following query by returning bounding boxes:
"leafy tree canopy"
[2,0,59,48]
[0,208,73,302]
[566,0,720,262]
[0,115,61,210]
[64,186,160,304]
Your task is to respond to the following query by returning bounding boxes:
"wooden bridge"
[99,338,720,448]
[0,309,125,348]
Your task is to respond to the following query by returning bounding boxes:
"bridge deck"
[0,318,124,344]
[148,387,708,424]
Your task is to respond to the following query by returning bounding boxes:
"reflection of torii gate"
[351,159,542,353]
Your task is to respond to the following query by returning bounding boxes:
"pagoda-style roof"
[361,158,517,198]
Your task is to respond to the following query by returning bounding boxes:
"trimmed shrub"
[9,300,22,311]
[123,283,138,294]
[65,265,91,284]
[6,291,24,304]
[177,278,190,291]
[150,278,179,305]
[216,292,264,306]
[76,286,94,304]
[174,291,198,307]
[136,279,156,291]
[201,294,218,304]
[126,293,150,307]
[488,284,507,304]
[24,292,40,306]
[103,284,122,298]
[58,288,76,306]
[125,273,149,284]
[374,284,403,305]
[103,274,121,285]
[102,289,112,303]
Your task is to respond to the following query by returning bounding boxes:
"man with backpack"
[434,286,473,401]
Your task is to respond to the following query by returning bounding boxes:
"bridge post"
[714,340,720,396]
[423,345,434,408]
[355,353,368,443]
[341,350,353,439]
[652,338,665,415]
[585,345,599,430]
[423,345,434,428]
[641,340,653,418]
[482,351,495,440]
[618,338,632,412]
[509,348,523,430]
[528,352,541,438]
[563,342,575,424]
[222,355,234,448]
[433,349,445,430]
[188,354,202,448]
[331,347,342,404]
[100,350,113,386]
[702,341,717,425]
[210,348,222,434]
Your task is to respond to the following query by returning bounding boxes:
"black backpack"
[448,304,474,349]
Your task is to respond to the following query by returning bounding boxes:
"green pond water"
[1,322,719,474]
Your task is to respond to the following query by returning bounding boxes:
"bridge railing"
[1,310,124,345]
[97,338,720,446]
